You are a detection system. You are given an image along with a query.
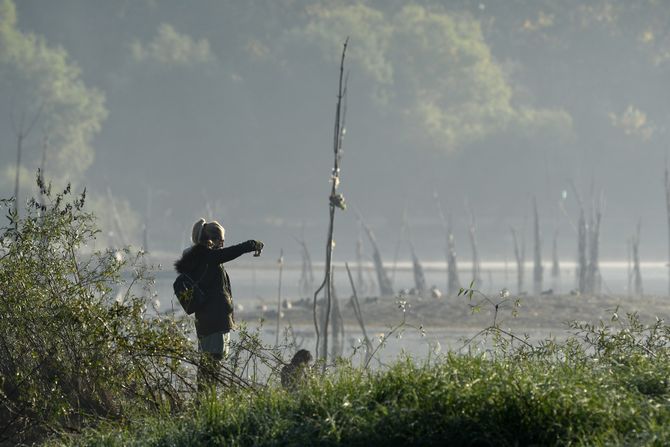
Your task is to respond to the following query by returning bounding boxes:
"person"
[281,349,313,391]
[174,218,263,391]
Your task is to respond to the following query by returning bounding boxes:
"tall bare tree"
[329,268,344,359]
[511,227,525,294]
[359,215,394,296]
[345,263,372,365]
[312,39,348,364]
[585,194,603,295]
[355,223,367,296]
[466,202,482,287]
[275,249,284,346]
[551,228,561,293]
[632,221,643,297]
[409,237,427,296]
[627,237,633,297]
[433,191,460,295]
[571,183,588,294]
[391,204,408,284]
[532,197,543,295]
[296,227,315,297]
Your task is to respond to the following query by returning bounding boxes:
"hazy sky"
[2,0,670,264]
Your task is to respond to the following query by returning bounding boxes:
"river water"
[136,259,670,364]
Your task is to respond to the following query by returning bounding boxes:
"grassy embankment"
[63,325,670,447]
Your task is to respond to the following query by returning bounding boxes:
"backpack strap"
[182,264,209,294]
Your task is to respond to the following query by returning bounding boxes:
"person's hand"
[247,240,264,254]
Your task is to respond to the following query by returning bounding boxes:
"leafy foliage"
[296,3,571,150]
[0,0,107,190]
[0,176,195,445]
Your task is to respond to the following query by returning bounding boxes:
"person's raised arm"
[205,240,263,264]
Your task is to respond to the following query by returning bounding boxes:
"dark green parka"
[174,241,258,337]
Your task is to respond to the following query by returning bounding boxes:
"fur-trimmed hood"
[174,245,207,274]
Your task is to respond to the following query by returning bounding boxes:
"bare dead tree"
[296,227,315,297]
[10,103,44,216]
[551,228,561,293]
[433,191,460,295]
[532,197,543,295]
[585,193,603,295]
[571,183,588,294]
[445,218,460,295]
[391,204,408,284]
[355,223,367,296]
[345,263,373,365]
[627,237,633,298]
[632,220,643,297]
[275,249,284,346]
[409,238,427,297]
[511,227,525,294]
[312,38,348,365]
[329,267,344,359]
[358,214,394,296]
[466,202,482,288]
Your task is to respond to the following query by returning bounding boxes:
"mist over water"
[151,260,669,308]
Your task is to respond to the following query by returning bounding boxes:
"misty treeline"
[2,0,670,254]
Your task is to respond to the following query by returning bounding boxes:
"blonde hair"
[191,218,206,245]
[191,219,225,247]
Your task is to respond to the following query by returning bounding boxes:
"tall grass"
[63,323,670,446]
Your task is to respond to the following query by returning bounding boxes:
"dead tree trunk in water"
[409,239,427,297]
[433,191,460,295]
[585,195,603,295]
[312,39,348,365]
[466,203,482,288]
[571,183,588,295]
[632,221,643,297]
[345,263,373,365]
[511,227,525,294]
[532,197,543,295]
[627,238,633,297]
[275,249,284,346]
[328,267,344,359]
[577,210,587,294]
[446,216,460,295]
[551,229,560,293]
[355,224,367,296]
[297,231,315,298]
[359,216,394,296]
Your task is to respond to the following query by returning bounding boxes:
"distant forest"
[1,0,669,259]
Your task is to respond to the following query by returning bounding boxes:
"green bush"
[0,178,197,445]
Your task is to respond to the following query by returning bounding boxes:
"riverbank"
[239,291,670,335]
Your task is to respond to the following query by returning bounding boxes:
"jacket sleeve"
[204,241,254,264]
